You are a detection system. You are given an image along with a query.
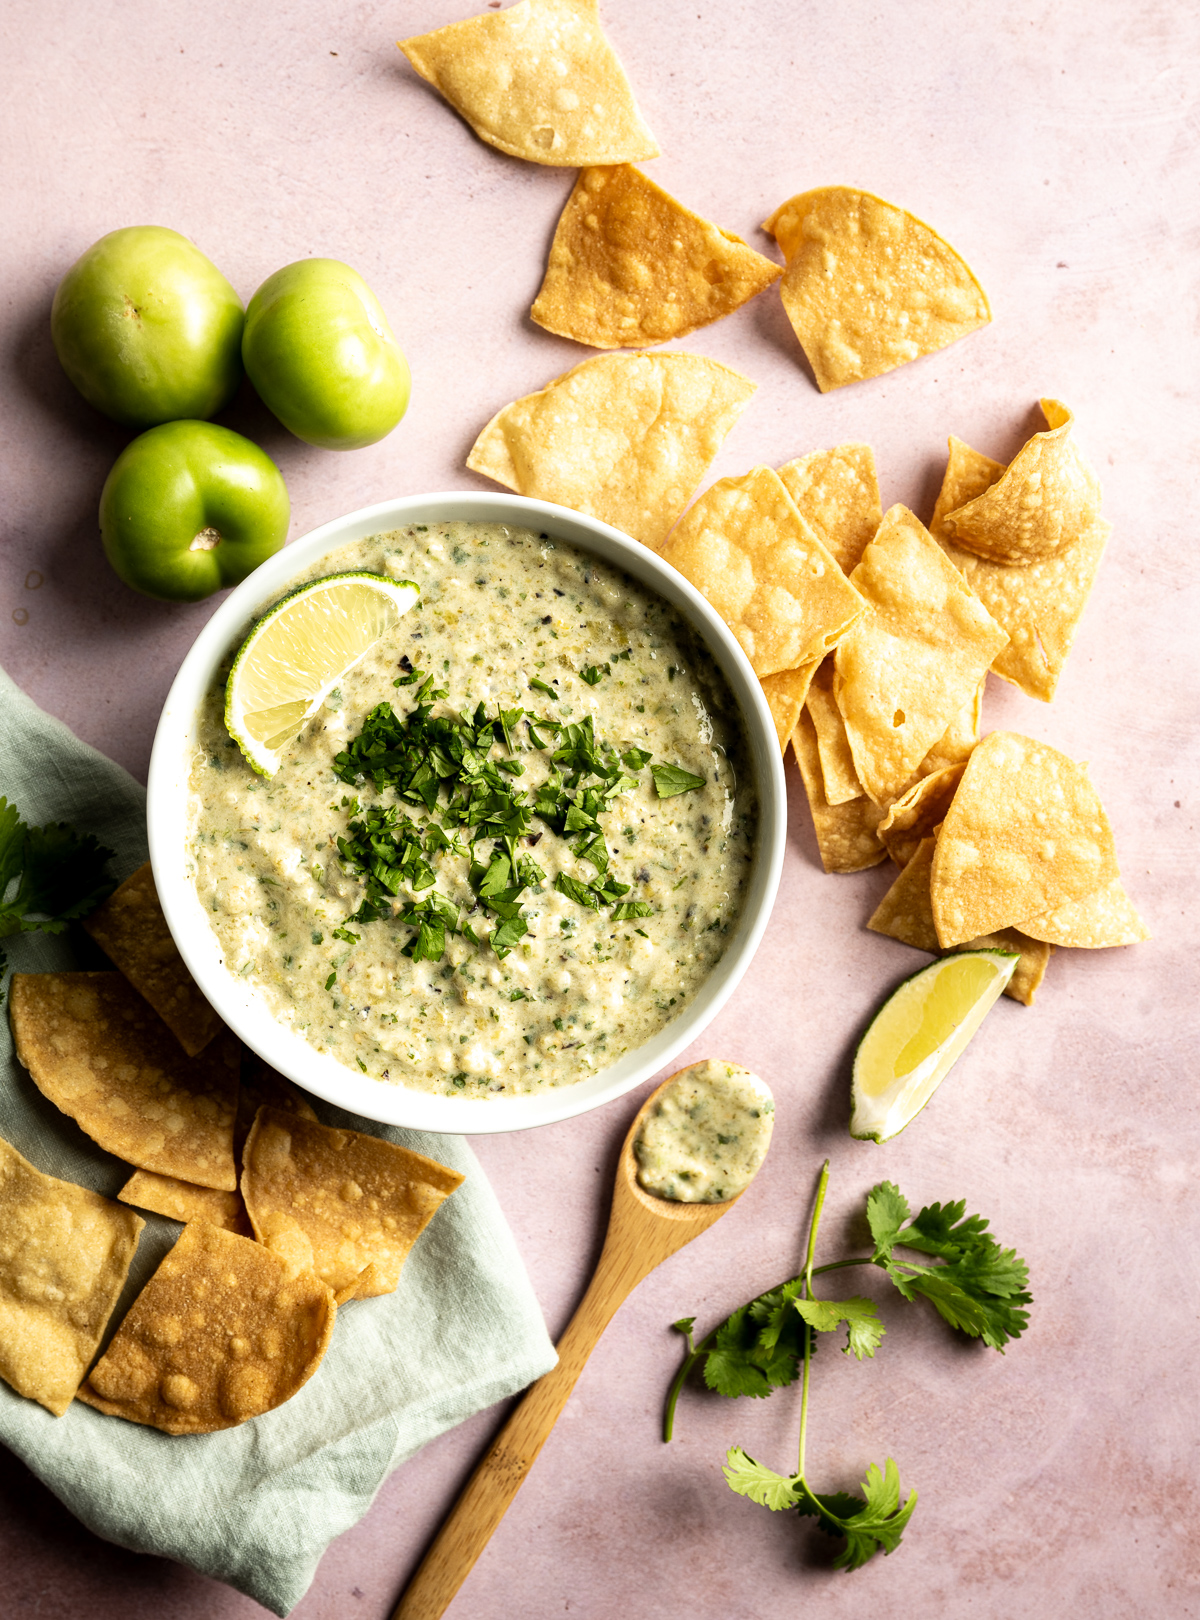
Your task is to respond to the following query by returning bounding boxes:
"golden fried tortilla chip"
[1017,877,1149,948]
[83,862,221,1056]
[929,435,1006,535]
[867,839,1051,1005]
[931,731,1120,947]
[790,710,886,873]
[759,661,818,755]
[938,516,1110,703]
[805,659,861,804]
[531,164,781,348]
[242,1110,464,1305]
[10,973,239,1190]
[777,444,882,574]
[79,1222,335,1434]
[399,0,658,167]
[762,187,991,391]
[834,507,1007,805]
[877,763,966,868]
[0,1135,143,1416]
[658,466,864,676]
[467,353,755,549]
[913,681,982,780]
[118,1171,252,1237]
[939,401,1102,566]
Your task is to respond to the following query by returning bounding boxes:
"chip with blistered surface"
[78,1221,335,1434]
[241,1109,464,1305]
[777,443,882,575]
[9,972,239,1190]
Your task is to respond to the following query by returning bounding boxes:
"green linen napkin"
[0,665,556,1615]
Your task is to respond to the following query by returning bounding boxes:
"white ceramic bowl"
[149,492,785,1133]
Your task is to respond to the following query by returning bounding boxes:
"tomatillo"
[99,422,289,602]
[242,258,411,450]
[51,226,244,428]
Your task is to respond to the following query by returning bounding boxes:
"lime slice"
[225,571,419,775]
[850,950,1018,1143]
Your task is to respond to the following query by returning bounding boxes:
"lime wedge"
[850,950,1018,1143]
[225,571,419,775]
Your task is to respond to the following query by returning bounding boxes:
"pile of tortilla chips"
[634,402,1139,1005]
[2,863,462,1428]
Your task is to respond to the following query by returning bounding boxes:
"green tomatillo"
[51,226,245,428]
[99,421,290,601]
[242,258,411,450]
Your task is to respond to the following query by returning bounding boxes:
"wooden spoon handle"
[391,1242,645,1620]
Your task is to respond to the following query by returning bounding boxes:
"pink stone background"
[3,1,1199,1615]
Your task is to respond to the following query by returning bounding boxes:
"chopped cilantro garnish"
[331,926,360,944]
[0,797,117,998]
[612,900,653,920]
[579,663,609,685]
[650,763,706,798]
[529,677,558,700]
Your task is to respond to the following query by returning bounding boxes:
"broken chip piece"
[790,709,886,873]
[467,352,756,549]
[876,763,967,869]
[759,660,819,756]
[241,1109,464,1305]
[0,1134,143,1416]
[930,731,1120,948]
[658,465,864,676]
[78,1221,335,1434]
[762,186,991,391]
[82,861,221,1056]
[834,506,1007,806]
[398,0,659,167]
[938,400,1102,566]
[118,1170,252,1236]
[776,443,882,575]
[531,164,781,348]
[9,972,239,1190]
[805,659,861,806]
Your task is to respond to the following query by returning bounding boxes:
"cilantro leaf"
[702,1301,802,1398]
[796,1460,917,1570]
[898,1199,991,1258]
[0,799,116,942]
[794,1296,886,1360]
[529,677,558,700]
[621,746,651,771]
[555,872,602,911]
[722,1448,800,1511]
[579,663,608,685]
[866,1181,910,1263]
[612,901,653,920]
[650,763,706,798]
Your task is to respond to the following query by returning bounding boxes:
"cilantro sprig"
[0,798,117,994]
[664,1164,1031,1571]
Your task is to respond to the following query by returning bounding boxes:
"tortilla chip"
[79,1222,335,1434]
[877,763,966,868]
[867,839,1051,1005]
[929,435,1006,535]
[938,518,1110,703]
[236,1054,318,1157]
[467,353,756,549]
[658,466,864,676]
[83,862,221,1056]
[762,187,991,392]
[398,0,659,167]
[9,973,239,1191]
[834,507,1008,805]
[790,710,886,873]
[242,1110,464,1305]
[777,444,882,574]
[531,164,781,348]
[1018,877,1149,948]
[805,659,861,804]
[931,731,1120,947]
[916,681,982,777]
[939,400,1102,566]
[118,1170,252,1237]
[0,1135,143,1416]
[759,660,818,755]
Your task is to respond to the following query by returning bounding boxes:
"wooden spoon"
[391,1069,757,1620]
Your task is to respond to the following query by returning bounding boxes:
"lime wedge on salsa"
[225,571,419,776]
[850,950,1018,1143]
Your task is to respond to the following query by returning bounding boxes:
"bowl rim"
[148,490,786,1134]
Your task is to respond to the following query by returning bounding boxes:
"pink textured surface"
[3,1,1199,1616]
